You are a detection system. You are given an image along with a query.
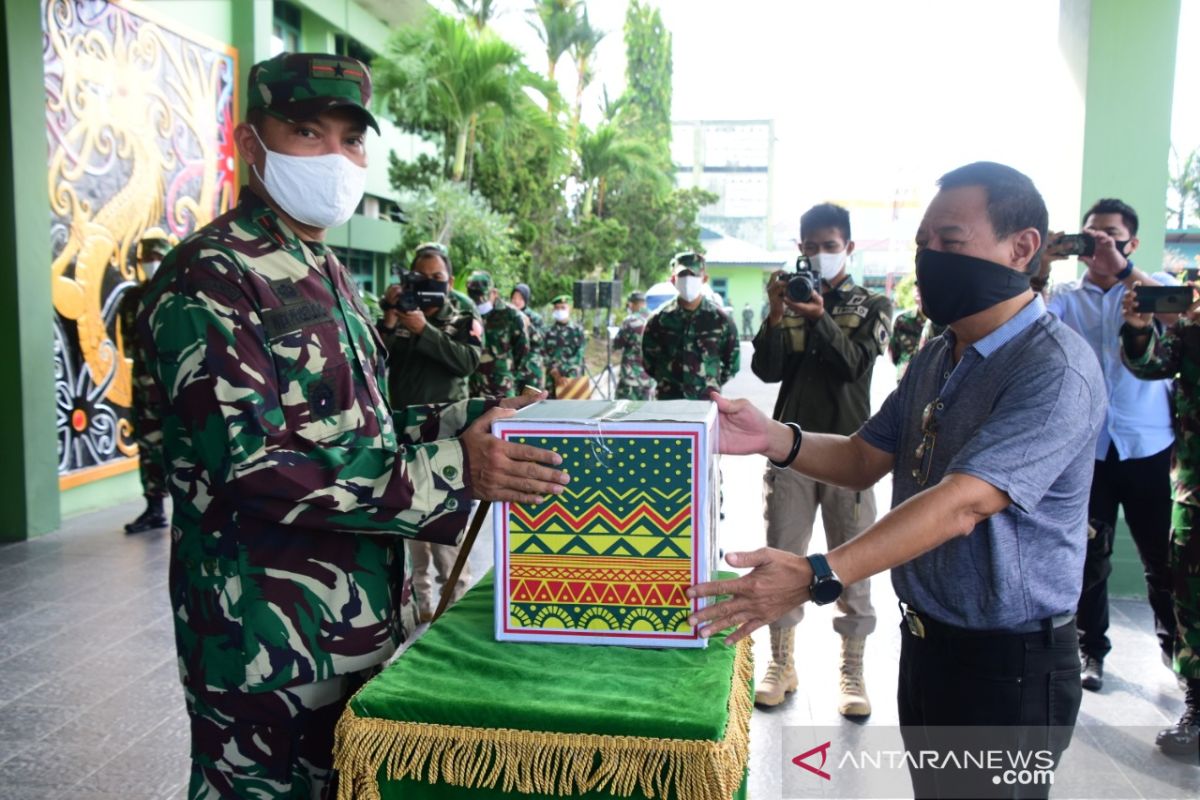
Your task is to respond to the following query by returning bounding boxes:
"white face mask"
[812,251,847,277]
[475,301,494,315]
[141,260,161,279]
[552,308,570,322]
[251,126,367,230]
[676,275,703,303]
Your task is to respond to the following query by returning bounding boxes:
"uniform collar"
[238,186,330,257]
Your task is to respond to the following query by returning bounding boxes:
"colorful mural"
[43,0,236,478]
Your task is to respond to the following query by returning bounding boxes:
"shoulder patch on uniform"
[262,302,333,338]
[875,320,890,346]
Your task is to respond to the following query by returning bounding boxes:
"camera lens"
[787,274,815,303]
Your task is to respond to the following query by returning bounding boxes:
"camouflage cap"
[629,291,646,302]
[551,294,571,305]
[138,235,171,260]
[670,251,706,276]
[247,52,380,134]
[466,271,493,296]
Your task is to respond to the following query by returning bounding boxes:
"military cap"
[466,271,493,295]
[670,251,706,276]
[629,291,646,302]
[247,52,380,134]
[138,236,171,260]
[551,294,571,305]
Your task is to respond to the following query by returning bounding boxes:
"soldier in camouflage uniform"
[379,243,484,623]
[642,252,740,399]
[544,294,587,396]
[1120,288,1200,755]
[509,282,546,390]
[118,235,172,533]
[467,271,532,398]
[742,302,755,341]
[612,291,654,400]
[137,53,566,799]
[889,307,925,379]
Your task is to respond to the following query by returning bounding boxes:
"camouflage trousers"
[614,378,653,401]
[185,666,378,799]
[132,378,166,499]
[1171,502,1200,679]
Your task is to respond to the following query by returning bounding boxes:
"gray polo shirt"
[858,297,1106,631]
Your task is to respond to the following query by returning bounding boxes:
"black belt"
[900,603,1075,640]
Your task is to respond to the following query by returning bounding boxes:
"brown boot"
[838,636,872,718]
[755,627,798,707]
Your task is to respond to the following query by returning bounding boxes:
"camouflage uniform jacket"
[612,311,654,399]
[517,307,547,390]
[889,308,925,372]
[382,289,482,408]
[1122,318,1200,507]
[118,283,151,382]
[752,276,892,434]
[470,298,531,397]
[544,320,586,378]
[138,189,483,694]
[642,295,740,400]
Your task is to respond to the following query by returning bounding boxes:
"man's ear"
[1127,236,1140,256]
[702,274,710,285]
[233,122,262,167]
[1010,228,1042,272]
[845,240,856,257]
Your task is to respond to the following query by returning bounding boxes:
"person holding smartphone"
[1119,287,1200,755]
[1045,199,1179,694]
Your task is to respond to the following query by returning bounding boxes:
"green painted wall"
[1079,0,1180,272]
[707,266,772,323]
[1,1,62,540]
[60,471,142,520]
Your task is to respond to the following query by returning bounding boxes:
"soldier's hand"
[784,291,824,321]
[766,272,787,326]
[462,407,569,504]
[1121,282,1153,330]
[397,310,427,334]
[382,284,403,328]
[499,387,547,410]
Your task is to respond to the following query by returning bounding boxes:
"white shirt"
[1047,269,1175,461]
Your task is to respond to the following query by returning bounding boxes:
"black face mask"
[915,249,1031,326]
[1111,239,1131,257]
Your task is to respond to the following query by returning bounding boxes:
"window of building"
[332,247,378,295]
[271,2,301,56]
[334,33,374,65]
[711,277,729,306]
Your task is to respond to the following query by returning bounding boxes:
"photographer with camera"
[750,203,892,716]
[379,243,483,622]
[1045,199,1178,693]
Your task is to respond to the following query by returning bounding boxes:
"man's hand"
[784,291,824,321]
[1041,230,1070,264]
[686,548,813,643]
[461,407,569,504]
[381,284,402,329]
[766,271,787,326]
[397,310,427,335]
[1121,281,1153,330]
[1084,228,1127,278]
[709,392,786,458]
[499,387,547,410]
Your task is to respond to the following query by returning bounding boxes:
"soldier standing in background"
[379,243,483,623]
[510,282,546,391]
[612,290,654,400]
[118,234,172,534]
[642,252,740,399]
[1118,278,1199,755]
[138,53,566,798]
[742,302,755,341]
[544,294,587,396]
[468,270,532,398]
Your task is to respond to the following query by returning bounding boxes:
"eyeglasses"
[911,398,942,488]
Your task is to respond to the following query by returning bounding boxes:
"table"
[333,571,751,800]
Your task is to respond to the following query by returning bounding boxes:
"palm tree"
[450,0,498,31]
[376,14,531,182]
[569,8,605,135]
[578,122,667,218]
[528,0,580,86]
[1167,146,1200,229]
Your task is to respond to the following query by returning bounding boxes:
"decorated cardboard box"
[492,400,719,648]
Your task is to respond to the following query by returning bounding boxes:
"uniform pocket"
[269,322,360,443]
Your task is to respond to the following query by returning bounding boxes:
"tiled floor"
[0,343,1194,798]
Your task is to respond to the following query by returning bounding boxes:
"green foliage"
[1167,145,1200,229]
[528,0,582,85]
[893,272,917,311]
[621,1,672,165]
[577,122,667,217]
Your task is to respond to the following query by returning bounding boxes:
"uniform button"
[446,498,459,511]
[943,372,950,379]
[443,465,458,480]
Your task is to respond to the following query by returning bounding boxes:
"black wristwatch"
[807,553,844,606]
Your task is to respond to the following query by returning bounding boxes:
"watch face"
[812,578,844,606]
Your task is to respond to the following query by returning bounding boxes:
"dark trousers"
[1077,443,1175,661]
[897,616,1082,799]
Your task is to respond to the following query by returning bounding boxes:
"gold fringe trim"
[334,638,753,800]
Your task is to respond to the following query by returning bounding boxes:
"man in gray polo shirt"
[689,162,1106,798]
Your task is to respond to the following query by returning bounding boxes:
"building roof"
[699,227,790,267]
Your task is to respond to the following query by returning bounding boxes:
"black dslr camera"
[784,255,821,303]
[381,270,448,312]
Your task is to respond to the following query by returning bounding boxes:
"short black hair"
[800,203,851,243]
[411,246,452,275]
[1082,198,1139,237]
[937,161,1048,274]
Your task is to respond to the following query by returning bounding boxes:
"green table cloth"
[334,571,752,800]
